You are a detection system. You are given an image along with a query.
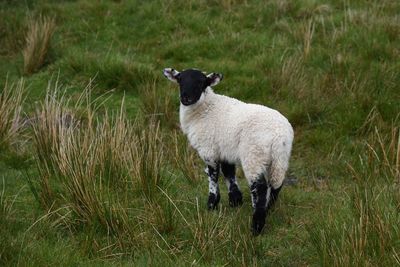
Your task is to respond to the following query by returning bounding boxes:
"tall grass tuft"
[32,82,126,229]
[30,80,170,254]
[33,83,119,232]
[274,54,308,96]
[129,119,166,200]
[31,81,70,208]
[138,80,178,129]
[0,79,24,151]
[23,15,56,75]
[169,130,203,185]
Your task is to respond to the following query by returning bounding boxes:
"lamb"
[163,68,294,235]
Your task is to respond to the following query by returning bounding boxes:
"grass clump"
[131,120,166,200]
[29,81,168,254]
[0,79,24,151]
[31,84,132,247]
[23,15,56,75]
[138,80,178,129]
[169,130,203,185]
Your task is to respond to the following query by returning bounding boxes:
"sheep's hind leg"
[250,175,282,235]
[250,175,269,235]
[206,164,220,210]
[221,162,243,207]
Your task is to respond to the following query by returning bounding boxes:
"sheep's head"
[163,68,223,106]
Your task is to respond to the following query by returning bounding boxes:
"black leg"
[250,177,283,235]
[221,162,243,207]
[250,176,268,236]
[206,164,220,210]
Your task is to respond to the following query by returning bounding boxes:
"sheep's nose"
[181,94,192,104]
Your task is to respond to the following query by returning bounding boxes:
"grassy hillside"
[0,0,399,266]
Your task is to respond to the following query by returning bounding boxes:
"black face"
[176,69,209,106]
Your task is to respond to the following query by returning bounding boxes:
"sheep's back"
[179,91,293,166]
[212,95,293,164]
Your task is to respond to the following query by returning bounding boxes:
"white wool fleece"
[180,87,294,189]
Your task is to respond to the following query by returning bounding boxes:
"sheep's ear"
[206,72,223,87]
[163,68,180,83]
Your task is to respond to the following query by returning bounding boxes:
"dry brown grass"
[0,79,24,150]
[23,15,56,75]
[138,80,178,129]
[303,19,315,58]
[169,130,203,184]
[272,54,310,99]
[128,119,165,200]
[32,86,129,229]
[30,81,168,250]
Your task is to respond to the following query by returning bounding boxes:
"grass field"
[0,0,399,266]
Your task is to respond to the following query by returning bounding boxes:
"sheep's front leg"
[206,164,220,210]
[221,162,243,207]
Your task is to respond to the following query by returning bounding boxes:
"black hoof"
[252,208,266,236]
[228,189,243,207]
[207,193,220,210]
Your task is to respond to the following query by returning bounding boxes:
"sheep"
[163,68,294,235]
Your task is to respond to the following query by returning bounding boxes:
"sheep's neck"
[179,87,216,133]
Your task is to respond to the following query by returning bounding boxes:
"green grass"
[0,0,399,266]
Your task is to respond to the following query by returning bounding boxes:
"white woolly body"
[180,87,293,188]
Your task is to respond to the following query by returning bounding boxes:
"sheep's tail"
[270,128,293,189]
